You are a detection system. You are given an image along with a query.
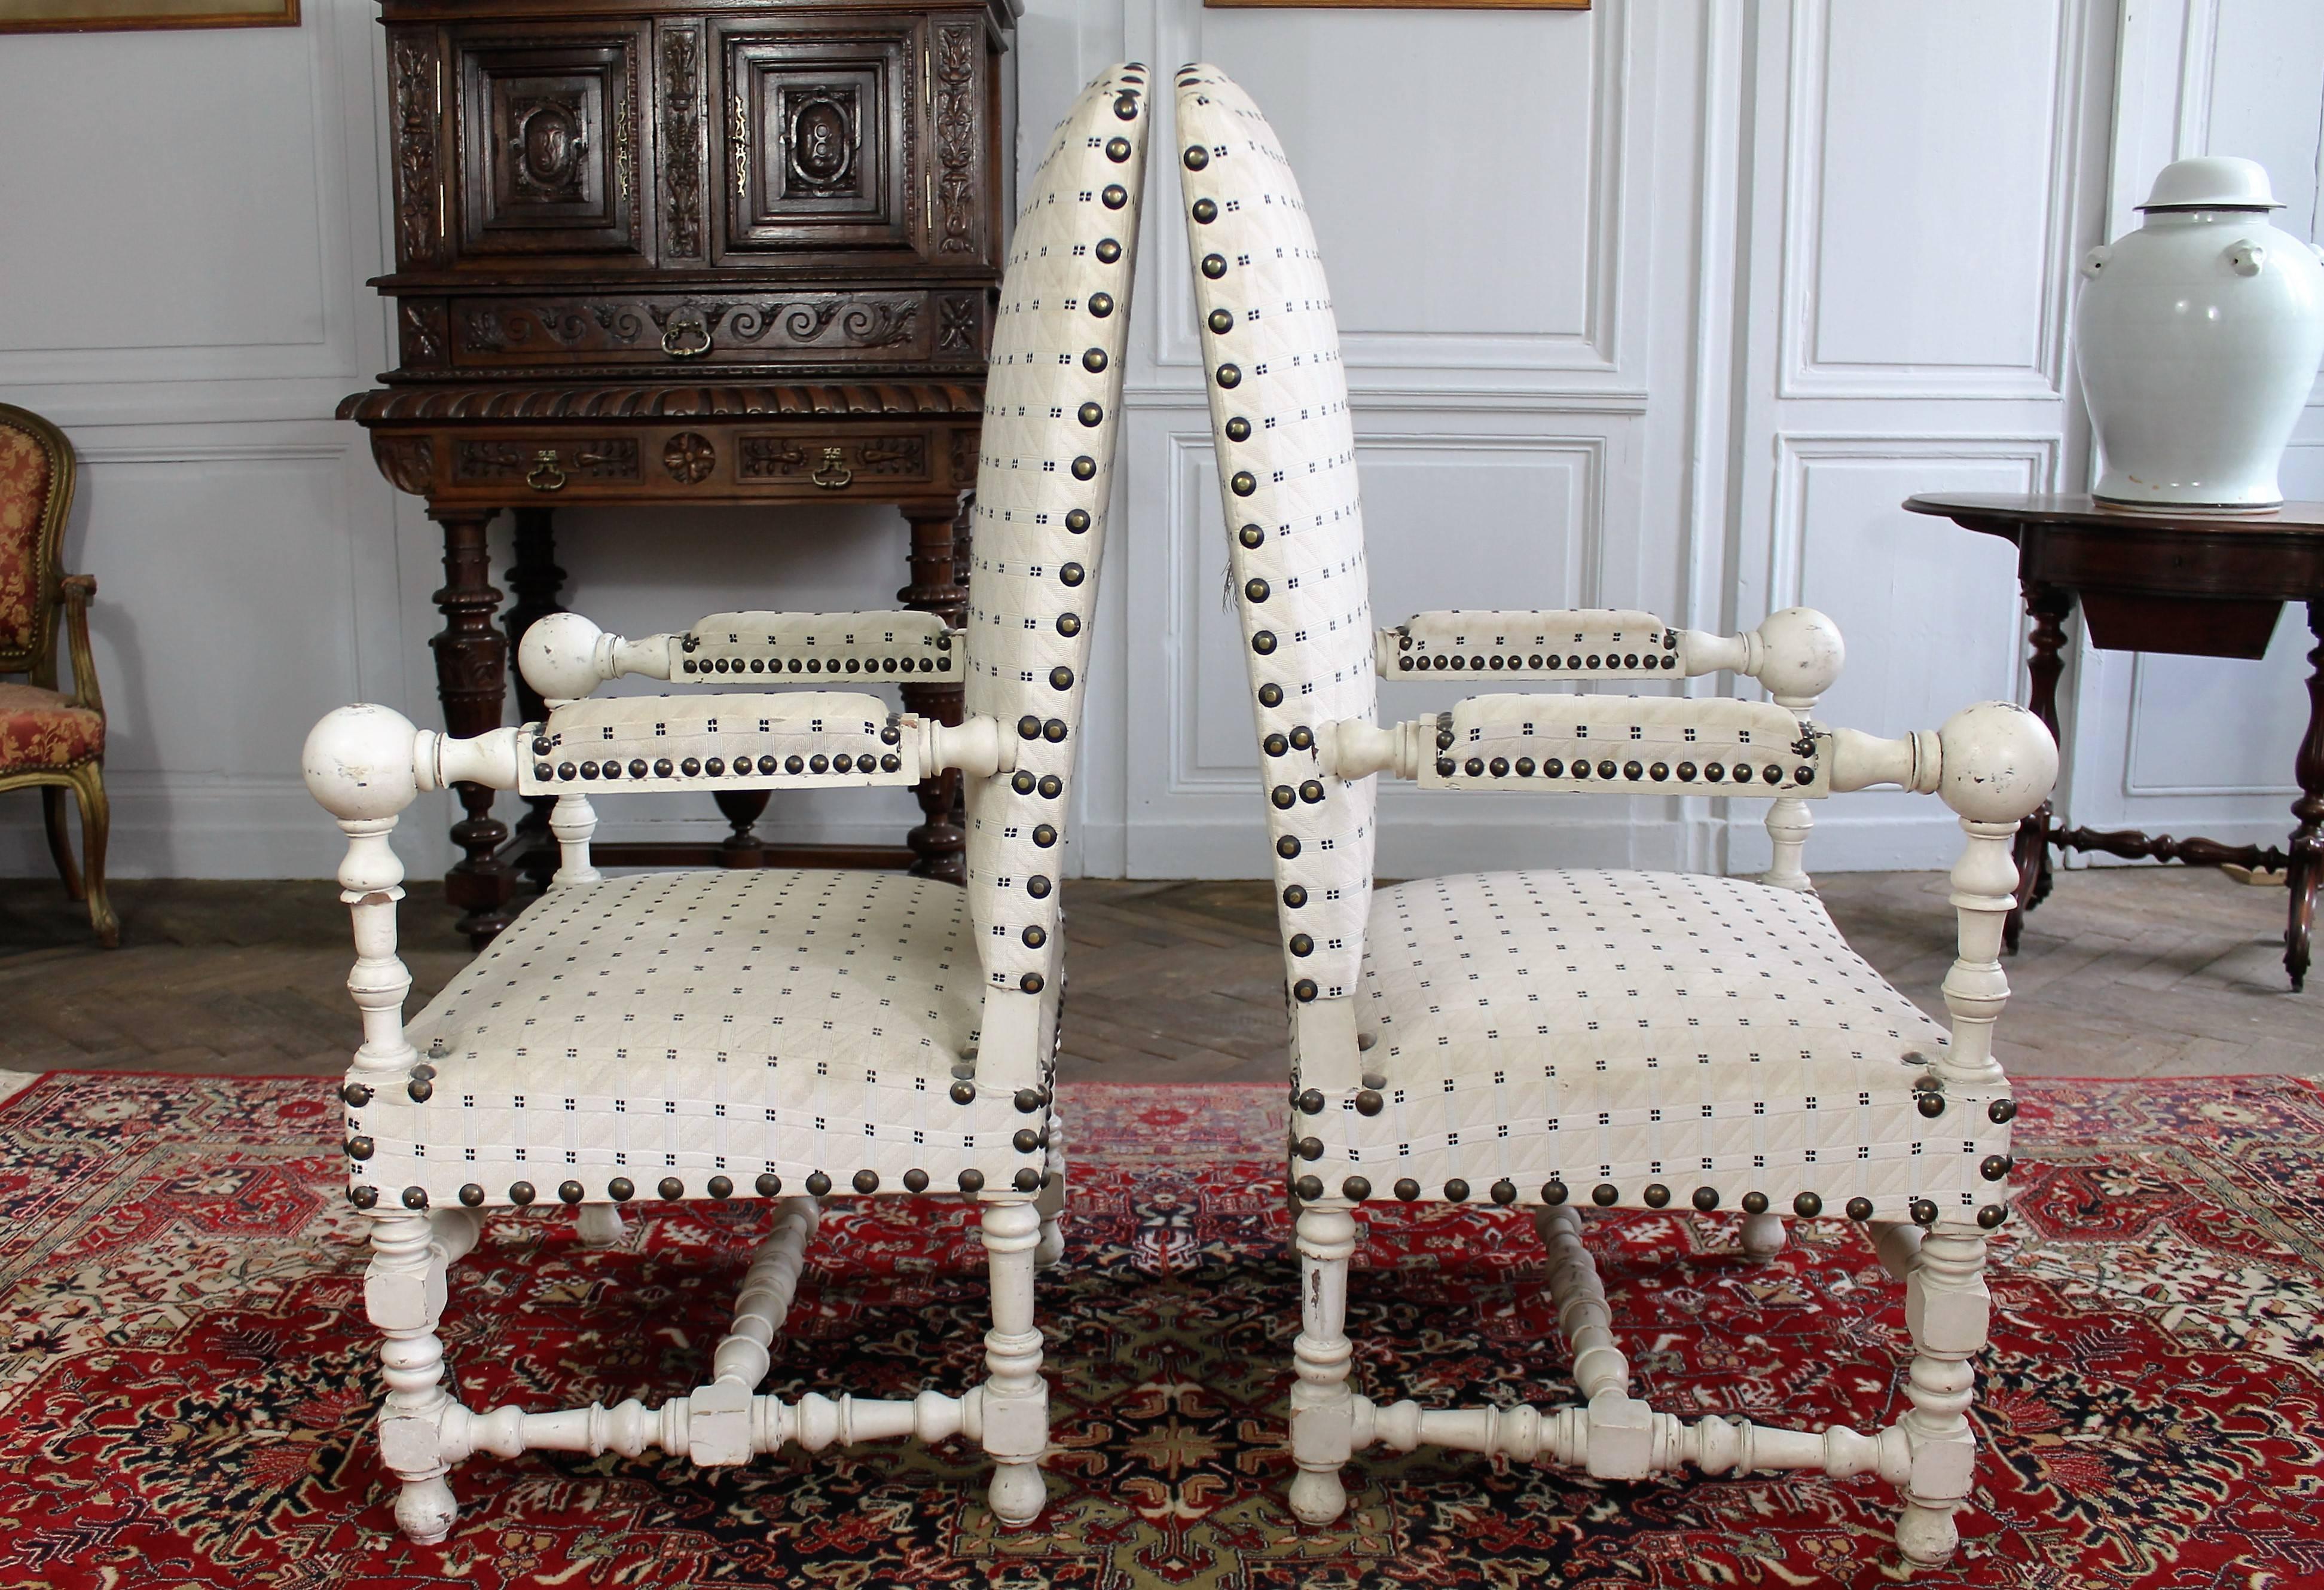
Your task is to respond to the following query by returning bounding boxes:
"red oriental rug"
[1,1073,2322,1589]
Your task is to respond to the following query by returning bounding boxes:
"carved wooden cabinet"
[343,0,1018,944]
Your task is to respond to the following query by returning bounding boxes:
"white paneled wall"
[1,0,2318,882]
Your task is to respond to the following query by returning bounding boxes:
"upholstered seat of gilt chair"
[0,402,116,947]
[1174,63,2059,1573]
[304,64,1150,1545]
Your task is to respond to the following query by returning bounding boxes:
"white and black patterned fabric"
[963,65,1152,998]
[1323,871,2009,1222]
[1175,64,1378,1006]
[348,871,1049,1209]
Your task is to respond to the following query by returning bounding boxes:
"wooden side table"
[1904,492,2324,989]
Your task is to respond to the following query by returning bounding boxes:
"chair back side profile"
[961,81,1149,1005]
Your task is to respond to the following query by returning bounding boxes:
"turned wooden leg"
[367,1212,459,1543]
[2007,582,2074,952]
[1895,1225,1990,1570]
[428,507,515,947]
[1036,1105,1066,1270]
[41,784,81,900]
[71,765,117,949]
[979,1198,1049,1525]
[2285,601,2323,991]
[1290,1203,1358,1525]
[503,508,566,898]
[575,1202,628,1247]
[1740,1210,1788,1261]
[899,500,967,883]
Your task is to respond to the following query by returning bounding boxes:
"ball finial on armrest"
[1935,701,2057,824]
[518,611,610,702]
[303,704,422,820]
[1753,607,1845,704]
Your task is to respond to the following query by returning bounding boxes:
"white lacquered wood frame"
[303,700,1057,1540]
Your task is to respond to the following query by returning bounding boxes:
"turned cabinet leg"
[503,508,566,897]
[1289,1204,1358,1526]
[2285,601,2323,991]
[429,507,517,947]
[1895,1226,1990,1570]
[899,500,967,883]
[367,1212,459,1543]
[712,788,773,867]
[979,1198,1049,1525]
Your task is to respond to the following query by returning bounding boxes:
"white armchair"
[303,63,1153,1543]
[1175,63,2058,1572]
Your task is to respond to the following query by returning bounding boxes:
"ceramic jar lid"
[2137,155,2283,212]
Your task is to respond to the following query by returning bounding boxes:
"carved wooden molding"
[662,30,704,256]
[390,36,444,267]
[933,24,977,255]
[339,381,984,423]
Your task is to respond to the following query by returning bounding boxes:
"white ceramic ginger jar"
[2075,156,2324,509]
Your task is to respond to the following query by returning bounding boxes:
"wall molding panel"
[1776,0,2096,402]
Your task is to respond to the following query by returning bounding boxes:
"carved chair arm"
[1378,607,1844,707]
[56,573,102,717]
[521,610,955,703]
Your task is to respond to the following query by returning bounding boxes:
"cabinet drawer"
[735,432,934,489]
[452,437,641,491]
[448,289,982,368]
[452,23,653,261]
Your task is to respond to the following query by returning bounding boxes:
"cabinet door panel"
[714,21,918,256]
[455,25,652,260]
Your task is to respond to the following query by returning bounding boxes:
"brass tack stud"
[805,1172,833,1197]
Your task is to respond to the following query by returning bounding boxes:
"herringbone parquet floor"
[0,866,2314,1091]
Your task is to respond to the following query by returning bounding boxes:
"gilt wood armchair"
[301,64,1152,1542]
[0,402,115,947]
[1173,65,2059,1571]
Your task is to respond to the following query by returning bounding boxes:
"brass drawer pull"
[661,313,713,359]
[811,446,853,490]
[526,450,567,492]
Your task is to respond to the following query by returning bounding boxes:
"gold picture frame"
[0,0,296,33]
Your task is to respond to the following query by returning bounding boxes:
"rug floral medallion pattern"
[1,1073,2320,1588]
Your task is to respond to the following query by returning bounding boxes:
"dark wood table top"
[1906,492,2324,537]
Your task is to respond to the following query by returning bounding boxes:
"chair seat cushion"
[0,682,102,774]
[346,870,1050,1212]
[1311,870,2011,1224]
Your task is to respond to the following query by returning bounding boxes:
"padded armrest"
[1328,694,1824,795]
[515,692,979,796]
[520,610,954,701]
[676,610,955,680]
[1376,606,1845,703]
[1378,609,1685,678]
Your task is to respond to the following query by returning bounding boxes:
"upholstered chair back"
[0,404,75,677]
[963,65,1152,1000]
[1173,66,1379,1007]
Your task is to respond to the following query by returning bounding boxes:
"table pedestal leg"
[2006,581,2075,953]
[429,507,516,947]
[899,501,967,883]
[2286,601,2324,990]
[503,507,566,896]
